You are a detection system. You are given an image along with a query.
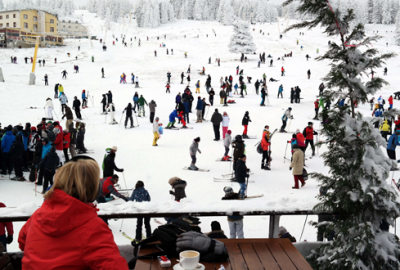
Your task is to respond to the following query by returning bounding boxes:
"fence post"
[269,215,281,238]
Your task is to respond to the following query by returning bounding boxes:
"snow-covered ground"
[1,11,400,251]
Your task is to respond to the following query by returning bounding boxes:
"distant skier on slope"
[189,137,201,170]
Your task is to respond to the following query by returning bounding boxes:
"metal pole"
[119,111,125,127]
[31,37,39,73]
[119,220,124,232]
[122,172,127,189]
[82,110,89,120]
[284,141,289,163]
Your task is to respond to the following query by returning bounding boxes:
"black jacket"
[170,180,187,202]
[242,114,251,125]
[177,102,185,113]
[38,150,59,171]
[9,139,24,160]
[207,230,228,239]
[101,96,107,104]
[103,152,123,177]
[211,112,222,125]
[235,159,247,184]
[107,93,113,103]
[73,99,81,110]
[77,127,85,142]
[68,122,77,144]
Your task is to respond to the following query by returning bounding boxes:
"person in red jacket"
[63,129,70,163]
[314,99,319,120]
[296,129,306,162]
[18,157,129,270]
[53,127,64,167]
[0,203,14,251]
[304,122,318,156]
[261,125,271,170]
[389,95,393,109]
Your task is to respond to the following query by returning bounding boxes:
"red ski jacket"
[261,131,270,151]
[296,133,306,147]
[63,132,70,149]
[53,132,64,151]
[18,189,128,270]
[389,96,393,105]
[305,126,314,140]
[0,203,13,236]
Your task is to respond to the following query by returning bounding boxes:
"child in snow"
[129,181,151,242]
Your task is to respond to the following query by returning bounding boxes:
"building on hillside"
[57,19,89,39]
[0,9,63,47]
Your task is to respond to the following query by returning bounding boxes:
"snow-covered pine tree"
[373,0,383,24]
[255,0,266,23]
[390,0,400,24]
[217,0,234,25]
[382,0,392,24]
[395,11,400,45]
[283,0,399,269]
[367,0,374,23]
[228,21,256,55]
[0,0,4,11]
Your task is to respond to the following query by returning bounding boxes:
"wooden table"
[135,239,313,270]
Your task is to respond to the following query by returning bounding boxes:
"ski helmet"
[224,186,233,194]
[235,135,242,141]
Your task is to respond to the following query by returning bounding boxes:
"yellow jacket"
[380,120,390,132]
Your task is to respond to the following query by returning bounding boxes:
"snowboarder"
[189,137,201,170]
[123,103,135,128]
[61,70,68,79]
[242,112,251,139]
[280,108,292,132]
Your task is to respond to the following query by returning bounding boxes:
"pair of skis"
[214,172,255,183]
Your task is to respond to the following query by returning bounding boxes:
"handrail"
[0,210,331,222]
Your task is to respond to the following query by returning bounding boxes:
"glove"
[290,116,294,119]
[314,131,319,135]
[7,235,13,244]
[289,167,292,171]
[121,169,124,172]
[246,174,250,178]
[169,190,175,195]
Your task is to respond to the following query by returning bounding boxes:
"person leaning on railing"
[18,156,129,270]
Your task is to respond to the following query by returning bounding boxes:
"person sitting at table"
[205,221,227,239]
[278,226,296,242]
[222,186,244,239]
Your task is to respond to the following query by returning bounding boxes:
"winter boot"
[18,177,26,181]
[261,163,265,169]
[312,151,315,156]
[242,134,249,139]
[10,176,18,180]
[189,164,198,170]
[263,166,271,171]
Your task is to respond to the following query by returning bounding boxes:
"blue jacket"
[129,187,151,202]
[169,110,179,122]
[176,95,181,103]
[183,102,189,113]
[133,96,139,103]
[1,131,15,153]
[17,131,29,151]
[279,86,283,92]
[387,133,400,150]
[339,99,345,107]
[196,99,203,110]
[60,94,68,104]
[41,143,52,159]
[234,84,238,90]
[82,92,86,100]
[375,110,383,117]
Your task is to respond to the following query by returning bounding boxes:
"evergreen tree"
[218,0,234,25]
[228,21,256,55]
[367,0,374,23]
[283,0,399,269]
[395,11,400,45]
[373,0,383,24]
[382,0,392,24]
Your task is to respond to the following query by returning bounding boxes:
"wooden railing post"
[269,215,281,238]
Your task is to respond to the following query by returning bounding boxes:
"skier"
[234,83,239,95]
[384,67,388,76]
[290,145,305,189]
[59,93,68,113]
[72,97,82,120]
[187,74,191,86]
[388,95,393,109]
[319,83,325,96]
[278,85,283,98]
[387,131,400,166]
[131,73,135,84]
[181,72,184,84]
[82,90,87,108]
[169,177,187,202]
[223,130,232,160]
[205,75,211,93]
[242,112,251,139]
[369,97,375,110]
[154,50,157,57]
[61,70,68,79]
[370,70,375,79]
[281,66,285,76]
[189,137,201,170]
[222,112,230,139]
[195,96,204,123]
[314,99,320,120]
[306,54,310,61]
[58,84,64,98]
[123,103,135,129]
[135,76,139,88]
[280,108,292,132]
[254,80,260,95]
[380,120,391,141]
[165,82,171,93]
[54,83,59,99]
[44,98,54,120]
[211,109,223,141]
[167,71,171,82]
[107,103,117,124]
[307,69,311,79]
[138,95,148,117]
[44,74,48,86]
[152,117,160,146]
[149,100,157,123]
[304,122,318,156]
[62,106,74,130]
[270,59,273,67]
[195,80,200,93]
[209,88,215,106]
[235,154,249,199]
[102,67,105,78]
[236,66,239,75]
[132,92,139,112]
[295,86,301,103]
[232,135,245,171]
[187,65,191,73]
[261,126,271,170]
[269,78,279,82]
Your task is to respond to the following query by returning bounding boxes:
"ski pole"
[34,168,37,197]
[135,113,139,127]
[119,220,124,232]
[104,112,108,124]
[284,141,289,163]
[119,111,125,127]
[287,119,292,132]
[82,110,89,120]
[205,105,210,120]
[44,107,47,119]
[122,171,127,189]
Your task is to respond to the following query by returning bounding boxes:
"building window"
[0,16,2,20]
[24,23,28,28]
[50,27,54,32]
[33,16,37,22]
[13,22,17,27]
[13,14,16,18]
[68,26,71,28]
[6,15,9,19]
[6,23,9,27]
[50,19,54,24]
[0,24,2,27]
[63,25,65,28]
[23,14,28,19]
[34,24,37,30]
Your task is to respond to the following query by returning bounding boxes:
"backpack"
[128,215,201,268]
[383,99,386,105]
[303,169,308,181]
[256,141,263,154]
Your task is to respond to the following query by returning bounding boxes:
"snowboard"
[183,167,210,172]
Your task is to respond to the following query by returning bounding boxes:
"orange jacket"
[261,130,270,151]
